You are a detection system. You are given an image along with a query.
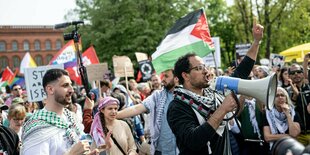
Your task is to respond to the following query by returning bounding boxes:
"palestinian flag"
[151,9,214,74]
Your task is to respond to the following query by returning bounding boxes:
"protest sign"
[24,64,64,102]
[113,56,134,77]
[86,63,109,82]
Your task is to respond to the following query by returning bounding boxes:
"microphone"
[54,21,84,29]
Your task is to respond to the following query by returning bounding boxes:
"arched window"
[12,41,18,51]
[0,41,6,52]
[45,40,51,50]
[12,55,20,68]
[46,54,54,64]
[56,40,62,50]
[34,55,43,66]
[0,56,8,70]
[34,40,41,51]
[23,40,30,51]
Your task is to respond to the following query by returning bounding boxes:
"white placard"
[203,37,221,67]
[24,64,64,102]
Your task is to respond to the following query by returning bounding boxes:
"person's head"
[174,53,210,88]
[162,69,178,91]
[100,80,111,94]
[274,87,292,110]
[8,103,26,131]
[137,83,151,97]
[97,97,120,134]
[279,67,289,83]
[43,69,73,107]
[128,79,138,91]
[151,74,162,90]
[0,104,9,124]
[257,66,270,79]
[288,63,304,84]
[11,84,22,98]
[111,92,125,110]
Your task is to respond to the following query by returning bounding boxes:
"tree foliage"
[68,0,310,70]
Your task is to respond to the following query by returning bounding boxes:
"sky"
[0,0,77,25]
[0,0,234,25]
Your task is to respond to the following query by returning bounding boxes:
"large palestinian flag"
[152,9,214,74]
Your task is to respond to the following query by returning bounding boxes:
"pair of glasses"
[189,64,209,72]
[13,88,22,91]
[276,93,285,97]
[289,70,303,75]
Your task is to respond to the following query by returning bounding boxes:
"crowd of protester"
[0,22,309,155]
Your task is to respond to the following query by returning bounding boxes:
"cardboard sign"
[24,64,64,102]
[113,56,134,77]
[86,63,109,82]
[135,52,148,62]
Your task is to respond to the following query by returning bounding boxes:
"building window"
[35,55,43,66]
[23,40,30,51]
[0,56,8,70]
[12,56,20,68]
[12,41,18,51]
[0,41,6,52]
[45,40,51,50]
[34,40,41,51]
[56,40,62,50]
[46,54,54,64]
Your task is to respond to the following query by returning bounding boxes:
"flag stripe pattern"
[152,9,214,74]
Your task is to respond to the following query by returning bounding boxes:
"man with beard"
[21,69,97,155]
[286,63,310,146]
[167,21,264,154]
[117,69,179,155]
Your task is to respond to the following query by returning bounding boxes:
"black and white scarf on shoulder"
[174,86,227,136]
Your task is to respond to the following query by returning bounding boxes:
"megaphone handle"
[223,91,240,121]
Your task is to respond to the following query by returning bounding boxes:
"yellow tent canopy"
[279,43,310,62]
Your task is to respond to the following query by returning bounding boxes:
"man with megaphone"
[167,19,264,155]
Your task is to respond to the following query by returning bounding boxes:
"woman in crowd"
[90,96,137,155]
[263,87,301,150]
[7,103,27,139]
[278,67,291,89]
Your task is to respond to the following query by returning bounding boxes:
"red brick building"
[0,25,64,72]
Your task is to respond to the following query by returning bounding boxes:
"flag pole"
[124,62,129,91]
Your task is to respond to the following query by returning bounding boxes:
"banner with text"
[24,64,64,102]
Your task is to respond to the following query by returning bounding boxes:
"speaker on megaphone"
[210,73,277,110]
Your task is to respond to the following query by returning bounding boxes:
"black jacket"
[0,125,20,155]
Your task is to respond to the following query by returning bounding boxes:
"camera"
[271,137,309,155]
[63,32,76,41]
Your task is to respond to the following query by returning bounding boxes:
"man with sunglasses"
[287,63,310,146]
[167,20,264,154]
[4,84,23,107]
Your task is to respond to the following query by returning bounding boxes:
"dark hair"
[11,84,20,90]
[100,80,111,89]
[111,92,125,110]
[100,112,109,135]
[174,53,196,85]
[42,69,69,92]
[279,67,288,84]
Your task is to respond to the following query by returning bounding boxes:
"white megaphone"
[210,73,277,110]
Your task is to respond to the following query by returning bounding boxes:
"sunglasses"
[289,70,303,75]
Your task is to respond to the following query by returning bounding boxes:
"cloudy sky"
[0,0,77,25]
